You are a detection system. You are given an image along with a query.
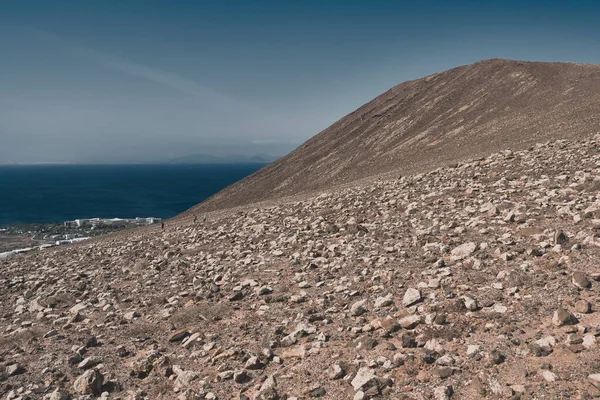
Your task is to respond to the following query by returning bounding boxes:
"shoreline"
[0,217,161,256]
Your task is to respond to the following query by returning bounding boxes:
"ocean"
[0,164,265,226]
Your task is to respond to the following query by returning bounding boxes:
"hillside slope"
[3,136,600,398]
[187,58,600,215]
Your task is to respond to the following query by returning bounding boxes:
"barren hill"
[3,136,600,398]
[188,58,600,215]
[5,59,600,399]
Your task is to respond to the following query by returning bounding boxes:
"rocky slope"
[188,59,600,215]
[2,135,600,399]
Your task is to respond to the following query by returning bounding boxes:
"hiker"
[203,215,207,223]
[161,222,165,230]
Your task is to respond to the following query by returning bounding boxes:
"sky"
[1,0,600,164]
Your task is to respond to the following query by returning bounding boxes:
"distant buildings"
[64,217,161,228]
[1,217,161,259]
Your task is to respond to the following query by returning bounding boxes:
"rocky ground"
[2,136,600,399]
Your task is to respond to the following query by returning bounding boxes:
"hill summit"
[189,58,600,215]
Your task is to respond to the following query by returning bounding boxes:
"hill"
[2,136,600,398]
[187,58,600,215]
[4,59,600,399]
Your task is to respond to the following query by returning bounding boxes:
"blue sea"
[0,164,264,226]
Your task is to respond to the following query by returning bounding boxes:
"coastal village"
[0,218,161,259]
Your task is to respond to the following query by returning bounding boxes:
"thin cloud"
[28,29,272,115]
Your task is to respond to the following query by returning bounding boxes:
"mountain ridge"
[166,153,276,164]
[182,58,600,218]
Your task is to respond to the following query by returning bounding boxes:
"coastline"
[0,217,161,257]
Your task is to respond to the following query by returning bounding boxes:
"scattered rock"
[572,271,591,289]
[589,374,600,389]
[351,367,378,391]
[6,363,24,376]
[450,242,476,260]
[73,369,104,395]
[329,364,345,380]
[168,328,190,342]
[403,288,422,306]
[552,308,578,326]
[350,300,368,316]
[575,299,592,314]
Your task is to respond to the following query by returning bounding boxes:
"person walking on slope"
[203,215,207,223]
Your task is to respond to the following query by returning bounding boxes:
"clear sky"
[1,0,600,163]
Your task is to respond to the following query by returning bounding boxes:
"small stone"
[48,389,69,400]
[428,279,441,289]
[169,329,190,342]
[554,230,568,245]
[117,345,129,357]
[351,367,378,391]
[217,370,234,381]
[78,356,103,370]
[244,355,264,370]
[6,363,24,376]
[434,313,447,325]
[256,375,278,399]
[282,345,306,358]
[374,294,393,308]
[234,370,251,384]
[433,367,454,379]
[44,329,59,338]
[403,288,422,306]
[399,315,421,329]
[552,308,578,326]
[84,335,98,348]
[462,296,478,311]
[350,300,368,316]
[328,364,345,380]
[70,302,88,314]
[181,332,202,349]
[572,271,591,289]
[450,242,476,260]
[489,349,505,364]
[257,286,273,295]
[229,291,245,301]
[310,387,326,398]
[589,373,600,389]
[575,299,592,314]
[436,354,455,366]
[73,369,104,395]
[541,370,557,382]
[401,332,417,348]
[124,310,140,321]
[434,385,454,400]
[583,335,596,348]
[528,343,549,357]
[466,345,480,357]
[175,370,198,387]
[379,316,400,333]
[536,336,556,348]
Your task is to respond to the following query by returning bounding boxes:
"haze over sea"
[0,164,264,226]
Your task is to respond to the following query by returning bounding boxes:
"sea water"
[0,164,264,225]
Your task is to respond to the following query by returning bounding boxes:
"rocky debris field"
[2,136,600,399]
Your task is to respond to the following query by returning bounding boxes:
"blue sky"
[1,0,600,163]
